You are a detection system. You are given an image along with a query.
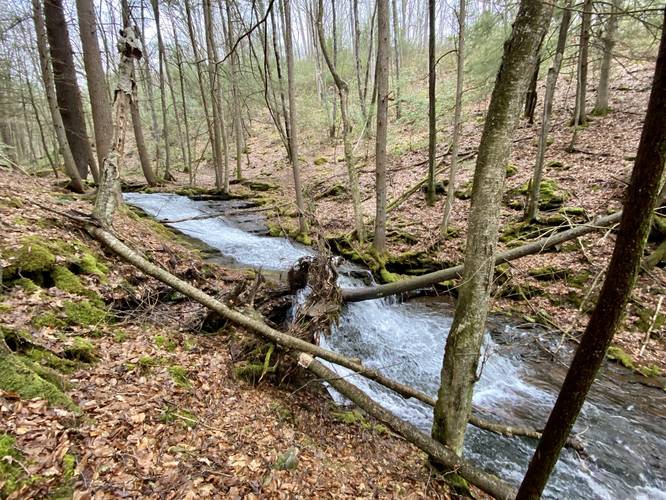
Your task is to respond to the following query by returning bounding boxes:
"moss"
[516,178,567,210]
[313,156,328,166]
[546,160,568,170]
[0,351,78,411]
[567,270,592,288]
[379,268,401,283]
[505,164,518,177]
[637,364,662,378]
[0,196,24,208]
[63,337,97,363]
[14,278,40,292]
[63,300,109,326]
[3,238,56,278]
[270,402,294,423]
[454,180,473,200]
[332,409,388,434]
[52,266,86,295]
[168,365,191,388]
[0,434,27,497]
[528,266,569,281]
[607,346,634,369]
[267,223,284,237]
[160,406,198,428]
[497,282,543,300]
[23,347,78,373]
[138,356,157,372]
[559,206,586,217]
[32,312,66,329]
[113,330,128,343]
[294,232,313,246]
[155,334,176,352]
[273,448,299,470]
[78,253,108,277]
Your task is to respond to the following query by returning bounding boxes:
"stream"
[125,192,666,499]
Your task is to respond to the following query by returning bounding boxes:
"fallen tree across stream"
[342,210,625,302]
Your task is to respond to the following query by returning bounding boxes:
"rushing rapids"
[125,192,666,499]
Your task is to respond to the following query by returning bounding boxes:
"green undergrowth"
[0,434,34,497]
[332,409,388,434]
[607,346,663,378]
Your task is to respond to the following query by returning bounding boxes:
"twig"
[638,295,663,358]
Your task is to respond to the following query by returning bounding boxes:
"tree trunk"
[391,0,401,120]
[150,0,174,181]
[32,0,84,193]
[593,0,620,115]
[316,0,365,242]
[373,0,390,255]
[76,0,113,170]
[441,0,466,235]
[227,2,244,183]
[352,0,367,122]
[426,0,437,206]
[202,0,225,190]
[283,0,308,235]
[431,0,553,456]
[523,53,541,123]
[93,25,142,226]
[43,0,92,180]
[573,0,592,126]
[526,2,572,222]
[517,10,666,497]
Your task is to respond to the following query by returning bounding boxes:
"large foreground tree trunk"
[432,0,553,456]
[517,8,666,498]
[44,0,93,180]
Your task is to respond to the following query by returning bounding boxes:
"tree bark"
[373,0,390,254]
[593,0,620,115]
[573,0,592,126]
[32,0,84,193]
[226,2,244,183]
[526,2,571,222]
[44,0,92,180]
[283,0,308,235]
[391,0,401,120]
[352,0,367,122]
[517,9,666,497]
[441,0,466,236]
[76,0,113,169]
[426,0,437,206]
[432,0,553,457]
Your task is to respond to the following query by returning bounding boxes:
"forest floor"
[0,170,455,498]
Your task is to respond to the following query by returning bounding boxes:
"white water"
[126,193,666,499]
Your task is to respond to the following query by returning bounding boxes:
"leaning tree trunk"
[316,0,365,242]
[441,0,466,236]
[517,9,666,497]
[43,0,92,180]
[373,0,390,255]
[593,0,620,115]
[573,0,592,126]
[432,0,553,456]
[426,0,437,206]
[283,0,308,235]
[32,0,84,193]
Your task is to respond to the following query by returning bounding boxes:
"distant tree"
[572,0,593,126]
[517,9,666,497]
[426,0,437,206]
[432,0,553,457]
[593,0,621,115]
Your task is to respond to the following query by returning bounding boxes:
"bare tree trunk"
[316,0,365,242]
[441,0,466,235]
[573,0,592,126]
[150,0,174,181]
[391,0,401,120]
[283,0,308,235]
[201,0,225,190]
[226,2,244,182]
[517,11,666,496]
[426,0,437,206]
[526,2,571,222]
[432,0,553,456]
[172,30,193,181]
[271,5,292,160]
[121,0,157,186]
[373,0,390,254]
[593,0,620,115]
[44,0,92,180]
[76,0,113,169]
[32,0,84,193]
[523,53,541,123]
[93,25,142,226]
[352,0,367,121]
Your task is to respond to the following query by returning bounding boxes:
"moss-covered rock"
[77,252,108,277]
[519,179,567,210]
[0,350,78,411]
[2,238,56,278]
[546,160,568,170]
[607,346,634,369]
[313,156,328,166]
[14,278,40,292]
[52,266,86,295]
[63,337,98,363]
[454,180,474,200]
[0,434,28,497]
[63,300,109,326]
[528,266,570,281]
[32,311,66,329]
[559,206,586,217]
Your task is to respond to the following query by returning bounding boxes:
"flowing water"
[125,193,666,499]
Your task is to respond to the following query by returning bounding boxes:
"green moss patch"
[52,266,86,295]
[63,337,98,363]
[332,409,388,434]
[2,238,56,278]
[607,346,634,369]
[63,300,109,326]
[32,312,66,329]
[168,365,191,388]
[0,434,29,497]
[528,266,570,281]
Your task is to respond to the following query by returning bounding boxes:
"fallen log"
[303,354,517,500]
[342,210,625,302]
